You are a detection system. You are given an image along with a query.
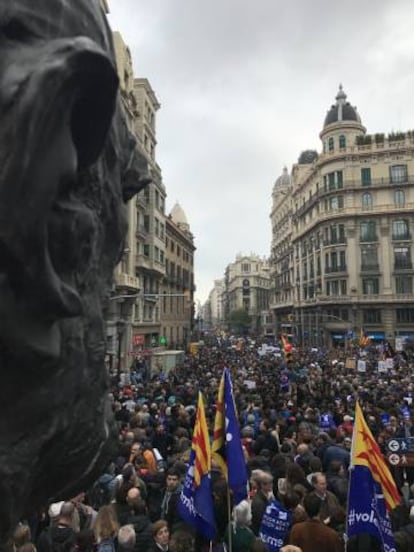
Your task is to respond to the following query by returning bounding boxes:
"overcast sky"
[108,0,414,304]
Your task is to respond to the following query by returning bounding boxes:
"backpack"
[88,473,115,510]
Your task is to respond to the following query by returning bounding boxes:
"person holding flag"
[212,367,248,506]
[178,391,216,542]
[347,401,401,551]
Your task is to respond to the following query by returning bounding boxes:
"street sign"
[386,438,414,453]
[387,452,414,467]
[386,438,414,466]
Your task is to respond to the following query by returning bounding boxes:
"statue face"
[0,0,150,541]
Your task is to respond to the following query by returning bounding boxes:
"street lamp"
[116,319,126,383]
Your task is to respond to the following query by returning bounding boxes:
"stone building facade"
[224,254,271,334]
[270,85,414,347]
[161,203,196,348]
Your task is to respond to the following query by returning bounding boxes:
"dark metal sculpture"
[0,0,150,544]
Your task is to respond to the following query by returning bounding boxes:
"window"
[329,195,344,210]
[143,244,150,257]
[360,221,377,242]
[361,167,372,186]
[392,219,410,240]
[340,280,347,295]
[328,137,334,152]
[397,308,414,323]
[331,281,339,295]
[362,277,379,294]
[394,246,411,269]
[394,189,405,207]
[144,187,150,204]
[362,192,373,210]
[329,224,346,244]
[390,164,408,184]
[363,310,381,323]
[361,246,378,269]
[324,171,343,191]
[242,263,250,273]
[339,135,346,149]
[396,276,412,294]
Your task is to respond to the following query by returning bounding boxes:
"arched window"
[394,189,405,207]
[328,137,334,152]
[339,135,346,149]
[362,192,372,209]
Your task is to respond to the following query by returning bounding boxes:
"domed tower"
[170,202,190,234]
[272,166,291,193]
[320,84,366,153]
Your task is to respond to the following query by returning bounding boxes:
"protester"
[16,337,414,551]
[288,493,342,552]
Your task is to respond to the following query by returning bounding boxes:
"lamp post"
[116,319,126,383]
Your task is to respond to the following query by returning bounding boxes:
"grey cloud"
[108,0,414,301]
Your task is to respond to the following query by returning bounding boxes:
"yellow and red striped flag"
[352,401,400,511]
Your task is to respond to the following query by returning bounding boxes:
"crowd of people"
[9,337,414,552]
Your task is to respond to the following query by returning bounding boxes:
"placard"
[345,358,356,370]
[357,360,366,372]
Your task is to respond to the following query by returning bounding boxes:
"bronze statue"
[0,0,150,544]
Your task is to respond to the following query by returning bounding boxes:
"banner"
[259,500,292,552]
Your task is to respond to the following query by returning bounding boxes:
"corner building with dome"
[270,85,414,348]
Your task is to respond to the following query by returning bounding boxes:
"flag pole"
[227,487,233,552]
[344,402,357,549]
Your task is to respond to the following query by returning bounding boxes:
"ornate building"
[106,31,168,371]
[224,254,271,334]
[161,203,195,348]
[270,85,414,347]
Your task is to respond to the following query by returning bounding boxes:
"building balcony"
[136,194,149,209]
[115,272,140,291]
[294,203,414,240]
[136,225,149,239]
[325,264,347,274]
[359,235,378,243]
[323,237,347,246]
[360,263,380,272]
[394,262,413,271]
[392,234,411,241]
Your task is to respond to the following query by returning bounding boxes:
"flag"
[178,392,216,540]
[359,328,371,347]
[280,334,289,350]
[212,368,248,504]
[347,402,400,550]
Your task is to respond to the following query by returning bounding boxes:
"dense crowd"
[10,338,414,552]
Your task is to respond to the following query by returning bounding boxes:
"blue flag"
[212,368,248,504]
[347,402,399,551]
[259,499,292,552]
[178,393,216,540]
[347,467,396,551]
